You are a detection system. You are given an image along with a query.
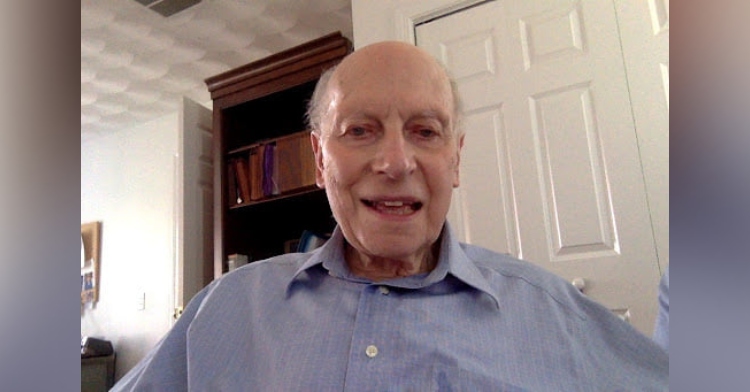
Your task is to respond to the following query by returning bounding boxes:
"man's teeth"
[376,203,412,214]
[366,200,422,215]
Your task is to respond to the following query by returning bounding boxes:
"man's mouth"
[362,199,423,215]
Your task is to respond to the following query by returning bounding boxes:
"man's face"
[312,44,463,265]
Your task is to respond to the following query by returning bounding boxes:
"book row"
[227,130,317,206]
[226,230,330,272]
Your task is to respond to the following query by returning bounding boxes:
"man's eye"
[348,127,369,137]
[415,128,438,138]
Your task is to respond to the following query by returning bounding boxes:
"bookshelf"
[205,32,351,279]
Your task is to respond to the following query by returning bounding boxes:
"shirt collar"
[288,223,501,309]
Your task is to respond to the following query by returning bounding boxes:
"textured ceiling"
[81,0,353,141]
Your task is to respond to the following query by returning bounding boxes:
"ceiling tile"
[81,0,353,139]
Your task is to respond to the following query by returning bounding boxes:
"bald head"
[335,41,449,87]
[306,41,461,137]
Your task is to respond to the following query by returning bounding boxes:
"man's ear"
[453,133,465,188]
[310,131,326,188]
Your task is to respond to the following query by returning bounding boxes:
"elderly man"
[112,41,667,391]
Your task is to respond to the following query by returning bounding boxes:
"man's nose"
[372,130,416,179]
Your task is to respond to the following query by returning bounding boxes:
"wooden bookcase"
[205,32,351,279]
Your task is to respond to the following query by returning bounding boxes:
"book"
[283,238,300,253]
[276,131,317,193]
[234,157,252,204]
[249,146,263,200]
[271,141,280,196]
[297,230,330,253]
[227,253,249,271]
[227,159,240,205]
[262,142,276,197]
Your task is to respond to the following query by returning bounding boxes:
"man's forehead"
[334,97,451,118]
[332,42,449,85]
[320,42,457,128]
[329,68,453,109]
[328,86,452,123]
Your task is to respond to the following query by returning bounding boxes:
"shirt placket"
[342,283,395,391]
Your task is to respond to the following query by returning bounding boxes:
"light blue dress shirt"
[112,224,667,391]
[653,266,669,352]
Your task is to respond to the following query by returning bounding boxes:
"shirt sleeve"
[653,266,669,352]
[109,284,212,391]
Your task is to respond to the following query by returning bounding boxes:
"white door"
[415,0,660,334]
[615,0,670,271]
[173,97,213,323]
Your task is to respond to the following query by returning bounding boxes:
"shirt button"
[378,286,390,295]
[365,345,378,358]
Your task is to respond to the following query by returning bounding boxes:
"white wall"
[81,113,179,381]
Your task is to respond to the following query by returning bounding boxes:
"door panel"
[529,84,618,261]
[174,97,213,323]
[449,105,522,257]
[615,0,670,270]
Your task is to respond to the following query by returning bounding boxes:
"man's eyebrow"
[411,110,450,125]
[337,112,380,124]
[336,109,450,126]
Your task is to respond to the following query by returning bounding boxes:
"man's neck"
[344,242,439,281]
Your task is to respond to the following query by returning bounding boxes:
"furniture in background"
[81,336,115,391]
[81,221,102,307]
[81,354,115,392]
[205,32,351,279]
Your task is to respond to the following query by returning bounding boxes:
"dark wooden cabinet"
[205,32,351,279]
[81,354,115,392]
